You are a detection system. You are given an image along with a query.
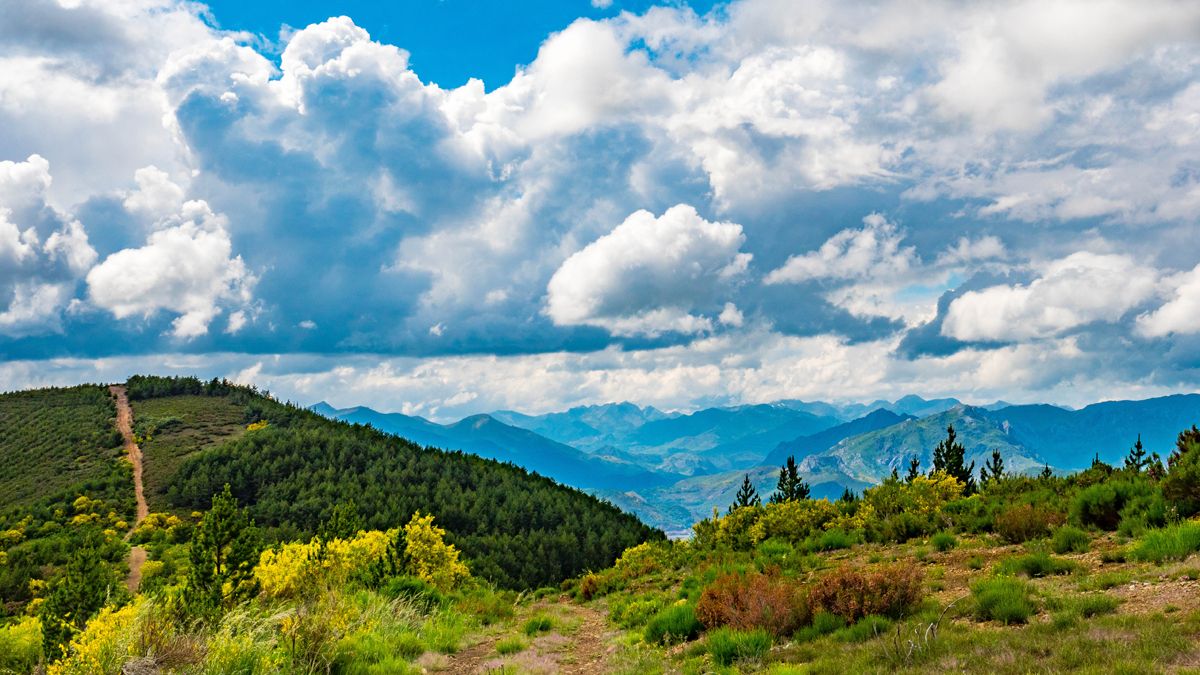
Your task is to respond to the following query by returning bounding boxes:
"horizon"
[2,0,1200,421]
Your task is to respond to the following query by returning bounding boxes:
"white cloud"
[765,213,915,284]
[546,204,750,336]
[718,302,744,327]
[123,166,186,219]
[86,200,253,338]
[1137,263,1200,337]
[942,252,1158,342]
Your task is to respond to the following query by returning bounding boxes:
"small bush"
[1129,522,1200,563]
[695,572,809,636]
[835,615,892,643]
[610,595,666,629]
[795,610,846,642]
[997,552,1077,578]
[1072,594,1120,618]
[495,636,526,655]
[0,616,41,674]
[578,573,602,600]
[972,577,1034,624]
[382,576,446,610]
[809,529,855,552]
[807,565,924,622]
[931,532,957,552]
[966,556,984,570]
[1117,492,1168,537]
[644,604,703,645]
[522,615,553,636]
[1071,481,1153,531]
[1051,526,1090,554]
[705,627,772,667]
[995,504,1062,543]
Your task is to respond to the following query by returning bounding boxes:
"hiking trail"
[111,384,148,592]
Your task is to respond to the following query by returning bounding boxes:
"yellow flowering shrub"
[864,471,963,518]
[257,529,393,598]
[48,599,142,675]
[246,420,270,432]
[0,615,42,673]
[404,512,470,592]
[750,499,839,544]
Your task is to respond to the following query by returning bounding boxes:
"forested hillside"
[128,375,662,588]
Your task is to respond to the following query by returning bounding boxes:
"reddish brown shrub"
[695,572,809,637]
[994,504,1064,544]
[807,564,924,622]
[578,573,601,601]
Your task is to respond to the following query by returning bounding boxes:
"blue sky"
[1,0,1199,418]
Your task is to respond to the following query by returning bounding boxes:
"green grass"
[132,395,248,512]
[643,604,702,645]
[996,551,1078,577]
[522,614,554,636]
[972,577,1035,624]
[931,531,957,552]
[1050,525,1090,554]
[1129,522,1200,563]
[706,627,772,666]
[495,636,526,655]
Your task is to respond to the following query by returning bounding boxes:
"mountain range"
[311,393,1200,532]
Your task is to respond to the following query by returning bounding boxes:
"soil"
[111,384,149,592]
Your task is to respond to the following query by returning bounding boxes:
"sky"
[1,0,1199,420]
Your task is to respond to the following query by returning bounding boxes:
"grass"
[931,531,957,552]
[132,395,248,512]
[706,627,772,666]
[643,604,702,645]
[1129,522,1200,563]
[495,636,526,655]
[996,551,1078,577]
[1051,525,1091,554]
[972,577,1035,624]
[522,614,554,636]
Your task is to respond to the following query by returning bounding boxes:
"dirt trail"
[110,384,148,592]
[442,600,616,674]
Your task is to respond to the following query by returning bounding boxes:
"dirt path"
[441,600,616,674]
[110,384,148,592]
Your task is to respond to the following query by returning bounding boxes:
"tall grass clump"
[1129,521,1200,563]
[705,627,772,667]
[643,604,702,645]
[996,552,1078,578]
[931,532,957,552]
[972,577,1034,624]
[1051,526,1090,554]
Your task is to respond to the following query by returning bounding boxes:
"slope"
[127,376,662,588]
[763,409,914,467]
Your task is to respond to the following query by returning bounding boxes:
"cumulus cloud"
[765,213,914,284]
[941,252,1158,342]
[1137,263,1200,337]
[546,204,750,336]
[86,200,253,338]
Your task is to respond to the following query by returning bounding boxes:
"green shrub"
[1163,429,1200,517]
[931,532,957,552]
[1117,492,1169,537]
[496,636,526,655]
[522,614,553,636]
[611,595,666,629]
[1071,480,1153,531]
[996,552,1077,578]
[972,577,1034,624]
[795,610,845,641]
[705,627,772,666]
[644,604,703,645]
[809,529,855,552]
[1050,526,1090,554]
[0,616,41,674]
[835,615,892,643]
[1129,522,1200,563]
[382,576,446,610]
[879,512,931,543]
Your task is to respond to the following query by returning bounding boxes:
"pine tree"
[185,484,260,618]
[839,488,857,503]
[1124,435,1148,473]
[1147,452,1166,481]
[768,456,810,504]
[319,500,364,541]
[930,425,976,494]
[905,456,921,482]
[980,449,1005,485]
[1039,465,1054,480]
[730,474,761,512]
[40,533,119,660]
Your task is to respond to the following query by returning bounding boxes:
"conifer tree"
[319,500,364,541]
[730,474,761,512]
[1039,465,1054,480]
[1124,435,1148,473]
[186,484,260,618]
[839,488,857,503]
[930,424,976,494]
[905,456,921,482]
[768,456,810,503]
[40,533,118,660]
[1147,452,1166,481]
[980,449,1005,485]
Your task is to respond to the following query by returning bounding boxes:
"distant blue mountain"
[763,408,915,468]
[490,402,670,447]
[310,404,680,491]
[981,394,1200,470]
[777,395,963,421]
